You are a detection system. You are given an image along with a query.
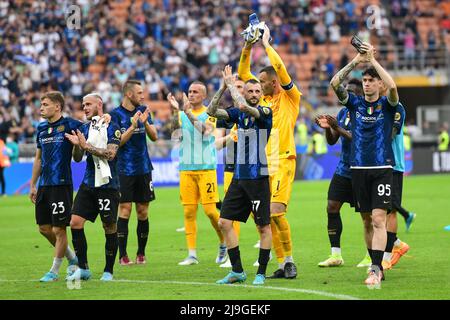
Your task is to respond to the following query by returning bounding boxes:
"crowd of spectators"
[385,0,450,70]
[0,0,449,155]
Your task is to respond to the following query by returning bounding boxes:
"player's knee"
[136,203,149,220]
[183,205,197,220]
[371,216,386,230]
[218,218,232,231]
[103,223,117,234]
[204,210,217,219]
[119,203,132,218]
[70,216,84,229]
[202,203,218,218]
[257,224,272,236]
[38,225,52,236]
[52,226,66,238]
[327,201,341,213]
[270,203,286,214]
[137,211,148,220]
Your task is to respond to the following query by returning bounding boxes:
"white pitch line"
[0,278,360,300]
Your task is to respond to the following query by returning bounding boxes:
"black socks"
[117,217,129,258]
[137,219,149,256]
[327,212,343,248]
[104,233,118,274]
[228,246,243,273]
[71,228,88,270]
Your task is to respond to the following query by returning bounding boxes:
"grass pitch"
[0,174,449,300]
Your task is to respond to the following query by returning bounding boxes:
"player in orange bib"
[238,24,301,279]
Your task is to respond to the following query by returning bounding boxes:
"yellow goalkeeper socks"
[273,214,293,257]
[270,219,284,264]
[183,204,198,250]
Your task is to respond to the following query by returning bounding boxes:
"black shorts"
[220,178,271,226]
[351,168,393,213]
[35,185,73,226]
[328,173,355,207]
[392,171,403,209]
[119,173,155,203]
[71,184,120,224]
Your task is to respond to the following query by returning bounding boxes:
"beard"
[130,96,141,107]
[247,99,259,107]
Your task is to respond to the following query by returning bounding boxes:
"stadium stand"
[0,0,449,157]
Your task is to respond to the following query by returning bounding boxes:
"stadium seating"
[0,0,449,145]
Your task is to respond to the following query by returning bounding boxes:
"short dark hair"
[348,78,362,87]
[346,78,363,96]
[122,79,142,95]
[259,66,277,78]
[362,67,381,80]
[245,79,260,85]
[41,91,65,111]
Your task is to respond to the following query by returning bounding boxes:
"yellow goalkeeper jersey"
[238,45,301,162]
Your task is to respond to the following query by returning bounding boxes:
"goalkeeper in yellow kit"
[238,24,301,279]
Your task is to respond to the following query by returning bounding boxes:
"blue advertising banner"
[1,147,412,195]
[2,158,226,195]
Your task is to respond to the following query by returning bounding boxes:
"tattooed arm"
[330,53,367,103]
[222,65,260,119]
[84,143,119,161]
[207,84,230,120]
[65,129,119,161]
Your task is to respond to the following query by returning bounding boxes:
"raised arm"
[330,55,363,103]
[119,112,141,147]
[167,93,181,131]
[366,45,399,106]
[144,122,158,141]
[179,93,214,136]
[261,25,291,87]
[223,65,260,119]
[261,24,301,105]
[206,83,230,120]
[138,107,158,141]
[237,42,258,82]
